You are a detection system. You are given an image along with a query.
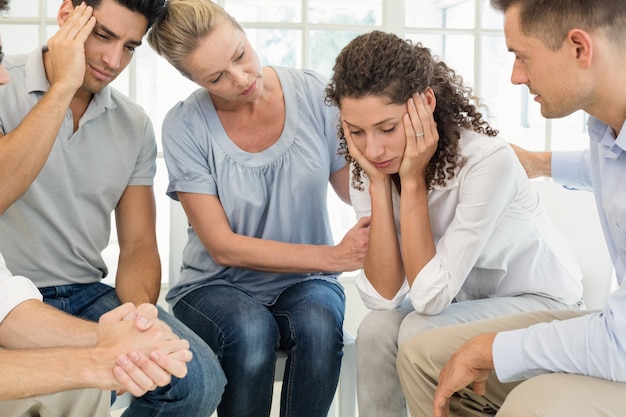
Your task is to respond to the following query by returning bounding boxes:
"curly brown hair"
[325,30,497,191]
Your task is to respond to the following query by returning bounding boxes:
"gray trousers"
[356,295,580,417]
[397,309,626,416]
[0,389,109,417]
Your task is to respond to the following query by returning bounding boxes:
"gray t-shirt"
[163,66,344,306]
[0,47,157,287]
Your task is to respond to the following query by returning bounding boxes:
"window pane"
[47,1,59,18]
[135,47,198,151]
[406,0,474,29]
[110,66,130,96]
[5,0,39,17]
[224,0,302,23]
[481,0,503,30]
[309,30,362,78]
[551,111,589,151]
[308,0,382,25]
[480,35,546,149]
[246,28,301,68]
[1,25,39,54]
[406,34,475,88]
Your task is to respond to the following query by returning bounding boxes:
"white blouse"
[352,130,583,315]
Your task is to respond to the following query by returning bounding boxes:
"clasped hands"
[97,303,193,397]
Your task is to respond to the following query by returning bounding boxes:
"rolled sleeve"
[354,269,409,310]
[0,276,42,324]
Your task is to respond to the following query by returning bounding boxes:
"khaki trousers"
[396,309,626,416]
[0,389,109,417]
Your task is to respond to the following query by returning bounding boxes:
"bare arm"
[398,94,438,286]
[342,123,404,299]
[509,143,552,178]
[114,186,161,305]
[0,4,95,214]
[179,191,368,273]
[0,302,191,400]
[0,299,96,348]
[329,164,352,205]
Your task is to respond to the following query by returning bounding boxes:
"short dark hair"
[71,0,168,29]
[0,0,9,12]
[491,0,626,50]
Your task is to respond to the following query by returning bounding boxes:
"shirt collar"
[587,115,626,156]
[24,46,114,109]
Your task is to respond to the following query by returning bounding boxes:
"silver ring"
[415,132,425,137]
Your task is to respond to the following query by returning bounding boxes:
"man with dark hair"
[0,1,192,416]
[0,0,225,416]
[397,0,626,416]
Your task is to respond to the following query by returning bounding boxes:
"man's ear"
[424,87,437,112]
[57,0,75,27]
[567,28,593,69]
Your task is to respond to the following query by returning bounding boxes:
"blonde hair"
[147,0,242,78]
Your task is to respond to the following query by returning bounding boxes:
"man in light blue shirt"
[396,0,626,416]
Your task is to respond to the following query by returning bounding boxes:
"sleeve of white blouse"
[408,143,521,315]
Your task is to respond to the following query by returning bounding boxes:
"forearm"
[0,300,97,349]
[209,233,351,273]
[363,178,405,299]
[0,83,77,214]
[115,245,161,305]
[400,180,436,286]
[0,346,117,400]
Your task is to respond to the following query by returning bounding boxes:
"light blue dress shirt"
[493,116,626,382]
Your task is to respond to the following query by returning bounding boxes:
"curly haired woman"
[325,30,584,417]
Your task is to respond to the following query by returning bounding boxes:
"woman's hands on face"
[342,122,389,183]
[399,92,439,184]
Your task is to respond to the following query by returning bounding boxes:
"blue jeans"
[40,283,227,417]
[173,279,346,417]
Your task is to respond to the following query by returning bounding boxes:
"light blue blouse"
[162,67,345,306]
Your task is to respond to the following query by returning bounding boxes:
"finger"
[100,302,136,324]
[433,388,451,417]
[132,304,159,330]
[471,380,487,396]
[114,353,157,397]
[406,96,425,137]
[402,113,417,155]
[119,351,168,391]
[56,3,94,41]
[113,366,144,397]
[151,338,191,357]
[354,216,371,229]
[416,93,438,140]
[151,350,191,379]
[163,348,194,363]
[341,122,357,155]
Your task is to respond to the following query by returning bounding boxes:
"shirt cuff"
[354,269,408,310]
[551,150,588,188]
[493,328,529,383]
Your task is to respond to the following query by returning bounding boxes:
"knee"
[396,329,448,379]
[357,310,404,353]
[498,375,565,417]
[397,312,436,346]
